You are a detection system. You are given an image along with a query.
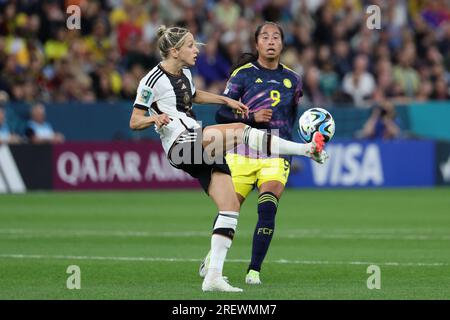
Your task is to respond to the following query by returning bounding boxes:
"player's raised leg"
[202,123,326,161]
[202,171,243,292]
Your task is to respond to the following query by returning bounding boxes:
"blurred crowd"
[0,0,449,110]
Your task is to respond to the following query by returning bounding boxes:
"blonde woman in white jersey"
[129,26,328,292]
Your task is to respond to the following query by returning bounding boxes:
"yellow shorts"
[225,153,290,198]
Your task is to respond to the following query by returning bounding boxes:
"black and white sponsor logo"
[56,150,195,186]
[310,143,384,186]
[0,145,26,193]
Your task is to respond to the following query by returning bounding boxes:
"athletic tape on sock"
[213,211,238,240]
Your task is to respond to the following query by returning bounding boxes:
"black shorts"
[167,128,231,193]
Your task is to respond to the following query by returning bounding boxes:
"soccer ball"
[298,107,335,143]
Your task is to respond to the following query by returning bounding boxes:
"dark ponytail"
[230,52,258,76]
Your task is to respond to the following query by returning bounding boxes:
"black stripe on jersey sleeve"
[150,102,162,114]
[133,103,149,110]
[150,73,164,88]
[145,69,163,87]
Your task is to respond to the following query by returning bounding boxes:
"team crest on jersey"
[183,91,190,104]
[139,89,152,104]
[283,78,292,88]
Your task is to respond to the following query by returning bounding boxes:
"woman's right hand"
[153,114,171,129]
[224,97,249,118]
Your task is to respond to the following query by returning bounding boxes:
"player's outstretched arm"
[129,108,170,130]
[194,89,248,116]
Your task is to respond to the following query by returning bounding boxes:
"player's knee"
[214,193,240,212]
[226,196,241,212]
[227,197,240,212]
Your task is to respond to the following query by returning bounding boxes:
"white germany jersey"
[133,64,200,154]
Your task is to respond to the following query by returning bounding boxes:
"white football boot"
[202,276,243,292]
[311,148,329,164]
[199,250,211,278]
[307,132,329,164]
[199,250,232,283]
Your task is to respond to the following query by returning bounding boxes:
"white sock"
[207,235,232,280]
[205,211,238,281]
[243,126,311,157]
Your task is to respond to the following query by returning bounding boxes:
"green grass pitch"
[0,188,449,300]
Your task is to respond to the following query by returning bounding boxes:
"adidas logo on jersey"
[181,83,187,90]
[255,78,263,83]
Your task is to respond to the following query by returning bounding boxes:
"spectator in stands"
[0,107,21,144]
[415,80,433,101]
[373,58,406,102]
[302,66,328,106]
[431,78,450,100]
[438,22,450,57]
[0,107,12,145]
[25,103,64,144]
[313,4,335,46]
[83,18,112,65]
[393,44,420,98]
[332,40,352,80]
[342,54,376,107]
[357,101,401,140]
[0,92,21,144]
[0,0,448,106]
[44,25,69,61]
[195,39,231,94]
[214,0,241,30]
[319,61,339,100]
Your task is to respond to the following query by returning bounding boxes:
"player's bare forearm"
[130,108,171,130]
[194,89,248,116]
[193,89,229,105]
[129,115,155,130]
[129,108,156,130]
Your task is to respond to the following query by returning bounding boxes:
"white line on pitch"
[0,228,450,241]
[0,253,448,267]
